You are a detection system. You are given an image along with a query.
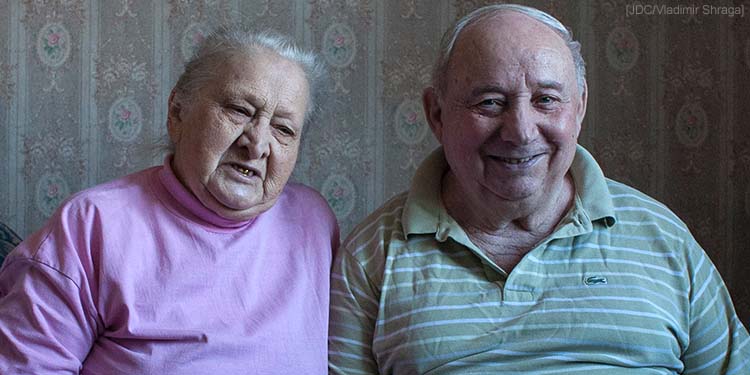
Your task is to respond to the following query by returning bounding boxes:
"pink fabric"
[0,159,339,374]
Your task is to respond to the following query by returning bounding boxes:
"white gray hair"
[173,26,326,126]
[432,4,586,93]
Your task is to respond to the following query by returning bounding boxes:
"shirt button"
[436,227,449,241]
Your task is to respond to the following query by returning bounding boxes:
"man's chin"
[485,184,541,203]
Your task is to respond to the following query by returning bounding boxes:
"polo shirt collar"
[401,145,617,241]
[401,147,464,243]
[570,145,617,227]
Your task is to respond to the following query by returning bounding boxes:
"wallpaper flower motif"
[108,97,143,143]
[1,0,749,325]
[36,22,70,67]
[605,26,639,71]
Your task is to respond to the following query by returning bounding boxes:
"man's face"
[168,50,309,221]
[426,12,587,203]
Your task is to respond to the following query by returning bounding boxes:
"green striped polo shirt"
[329,145,750,374]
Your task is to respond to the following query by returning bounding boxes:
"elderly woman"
[0,28,338,373]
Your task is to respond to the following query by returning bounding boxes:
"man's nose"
[236,118,271,159]
[499,102,538,145]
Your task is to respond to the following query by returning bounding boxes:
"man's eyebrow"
[470,84,506,97]
[468,80,566,97]
[535,80,564,91]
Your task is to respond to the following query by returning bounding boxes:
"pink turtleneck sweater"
[0,159,339,374]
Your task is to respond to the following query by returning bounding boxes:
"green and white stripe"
[329,146,750,374]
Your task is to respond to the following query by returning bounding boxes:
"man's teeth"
[500,156,534,164]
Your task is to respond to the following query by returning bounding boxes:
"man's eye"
[478,99,503,108]
[536,95,557,105]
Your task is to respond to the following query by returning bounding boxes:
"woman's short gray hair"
[173,26,326,126]
[432,4,586,93]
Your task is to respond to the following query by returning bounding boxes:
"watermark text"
[626,3,746,18]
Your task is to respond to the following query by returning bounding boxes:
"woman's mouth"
[232,164,255,177]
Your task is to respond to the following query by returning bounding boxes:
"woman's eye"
[274,125,295,137]
[229,105,253,117]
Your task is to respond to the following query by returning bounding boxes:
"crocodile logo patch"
[584,276,608,285]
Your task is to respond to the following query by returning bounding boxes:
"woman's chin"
[202,191,267,221]
[212,203,266,221]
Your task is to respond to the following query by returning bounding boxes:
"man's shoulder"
[605,178,690,235]
[341,191,409,257]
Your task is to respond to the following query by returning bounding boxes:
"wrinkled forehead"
[207,50,309,94]
[227,49,305,81]
[204,51,310,119]
[447,11,577,88]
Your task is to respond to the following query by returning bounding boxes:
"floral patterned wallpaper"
[2,0,749,322]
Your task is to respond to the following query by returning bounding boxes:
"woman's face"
[167,50,310,221]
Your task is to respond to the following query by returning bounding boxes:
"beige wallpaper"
[1,0,749,323]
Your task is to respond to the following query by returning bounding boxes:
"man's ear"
[167,89,183,143]
[576,80,588,127]
[422,87,445,143]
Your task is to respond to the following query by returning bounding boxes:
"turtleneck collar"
[156,155,255,231]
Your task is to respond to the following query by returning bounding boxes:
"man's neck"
[442,171,575,246]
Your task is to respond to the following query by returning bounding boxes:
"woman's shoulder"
[59,166,161,214]
[279,182,331,211]
[273,182,338,233]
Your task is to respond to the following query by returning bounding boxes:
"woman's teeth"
[233,165,250,176]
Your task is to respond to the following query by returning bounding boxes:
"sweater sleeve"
[681,239,750,374]
[0,209,100,374]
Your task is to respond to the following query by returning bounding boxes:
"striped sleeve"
[329,243,381,374]
[682,238,750,374]
[329,195,406,374]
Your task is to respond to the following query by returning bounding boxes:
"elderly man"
[329,4,749,374]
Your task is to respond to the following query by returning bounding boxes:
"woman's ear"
[422,87,445,143]
[167,90,183,143]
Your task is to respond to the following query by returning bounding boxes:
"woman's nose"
[236,119,271,159]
